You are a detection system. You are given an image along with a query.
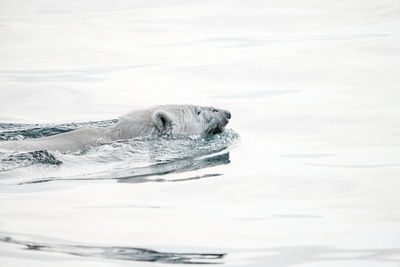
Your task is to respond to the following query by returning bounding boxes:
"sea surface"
[1,0,400,266]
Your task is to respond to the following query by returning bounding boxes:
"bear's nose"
[224,110,231,119]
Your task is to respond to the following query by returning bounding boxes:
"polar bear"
[0,105,231,153]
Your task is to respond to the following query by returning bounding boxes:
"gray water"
[1,0,400,266]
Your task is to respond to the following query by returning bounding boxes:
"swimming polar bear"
[0,105,231,153]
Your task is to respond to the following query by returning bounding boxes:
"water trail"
[0,235,225,264]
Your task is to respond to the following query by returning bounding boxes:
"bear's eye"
[197,110,201,115]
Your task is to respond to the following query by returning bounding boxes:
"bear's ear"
[152,110,173,133]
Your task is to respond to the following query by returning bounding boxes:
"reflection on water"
[117,153,229,184]
[17,153,229,185]
[0,235,225,264]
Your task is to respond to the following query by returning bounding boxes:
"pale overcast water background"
[1,0,400,266]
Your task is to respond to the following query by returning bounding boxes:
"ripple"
[0,150,62,172]
[0,120,117,141]
[0,235,225,264]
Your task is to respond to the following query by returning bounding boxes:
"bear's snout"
[218,109,231,120]
[212,107,231,120]
[223,110,231,119]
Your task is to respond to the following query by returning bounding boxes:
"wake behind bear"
[0,105,231,153]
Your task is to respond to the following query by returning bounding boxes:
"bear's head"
[152,105,231,135]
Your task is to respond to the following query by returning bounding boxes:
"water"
[1,0,400,266]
